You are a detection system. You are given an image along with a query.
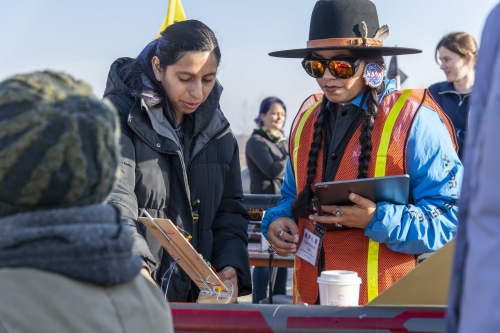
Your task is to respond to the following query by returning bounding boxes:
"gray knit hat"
[0,71,120,217]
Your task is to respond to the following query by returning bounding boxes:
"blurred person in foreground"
[446,3,500,333]
[246,97,289,303]
[104,20,251,303]
[0,71,173,333]
[261,0,462,306]
[429,32,477,159]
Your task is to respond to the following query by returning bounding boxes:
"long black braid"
[291,103,326,218]
[357,87,379,178]
[355,49,386,178]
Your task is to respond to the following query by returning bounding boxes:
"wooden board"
[138,214,232,304]
[368,239,455,306]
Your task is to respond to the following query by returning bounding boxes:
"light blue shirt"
[261,80,463,254]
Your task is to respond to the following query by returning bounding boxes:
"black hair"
[291,49,385,219]
[120,20,221,111]
[255,96,287,126]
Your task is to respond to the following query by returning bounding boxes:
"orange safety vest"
[290,89,457,305]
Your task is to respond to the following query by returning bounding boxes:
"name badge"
[296,224,325,266]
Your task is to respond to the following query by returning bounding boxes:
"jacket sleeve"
[106,96,157,271]
[446,7,500,332]
[261,158,297,240]
[364,105,463,254]
[246,135,287,179]
[210,137,252,296]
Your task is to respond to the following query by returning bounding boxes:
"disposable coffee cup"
[317,270,362,306]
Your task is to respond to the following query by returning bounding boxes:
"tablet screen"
[314,174,410,206]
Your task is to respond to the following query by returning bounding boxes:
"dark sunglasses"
[301,57,362,79]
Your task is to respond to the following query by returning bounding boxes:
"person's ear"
[465,53,474,66]
[151,56,163,81]
[260,113,266,123]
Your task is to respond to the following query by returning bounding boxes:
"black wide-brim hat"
[269,0,421,58]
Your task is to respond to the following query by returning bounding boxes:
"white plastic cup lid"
[317,270,361,284]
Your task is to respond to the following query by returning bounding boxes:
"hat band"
[307,38,383,48]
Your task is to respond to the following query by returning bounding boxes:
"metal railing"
[241,194,280,210]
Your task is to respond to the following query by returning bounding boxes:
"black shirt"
[322,98,365,181]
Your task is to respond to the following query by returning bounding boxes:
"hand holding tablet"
[314,175,410,206]
[309,175,410,230]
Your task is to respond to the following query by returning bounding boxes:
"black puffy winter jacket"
[103,58,251,302]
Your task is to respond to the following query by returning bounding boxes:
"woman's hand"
[266,217,299,257]
[310,193,376,229]
[218,266,239,304]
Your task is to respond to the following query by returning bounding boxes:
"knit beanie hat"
[0,71,120,217]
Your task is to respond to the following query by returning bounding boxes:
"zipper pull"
[192,199,200,223]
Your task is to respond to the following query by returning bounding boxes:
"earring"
[363,63,384,88]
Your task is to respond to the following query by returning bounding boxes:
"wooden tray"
[138,211,232,304]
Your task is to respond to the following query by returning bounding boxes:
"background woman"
[245,97,288,303]
[104,20,251,303]
[261,0,462,306]
[429,32,477,158]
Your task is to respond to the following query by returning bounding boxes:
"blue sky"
[1,0,498,134]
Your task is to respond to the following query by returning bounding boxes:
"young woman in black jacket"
[245,97,288,303]
[104,20,251,303]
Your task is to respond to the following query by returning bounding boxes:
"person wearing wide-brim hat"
[261,0,463,306]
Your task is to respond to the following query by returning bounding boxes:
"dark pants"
[252,267,288,304]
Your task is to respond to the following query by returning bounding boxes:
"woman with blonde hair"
[429,32,477,158]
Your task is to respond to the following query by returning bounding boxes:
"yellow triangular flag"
[157,0,187,38]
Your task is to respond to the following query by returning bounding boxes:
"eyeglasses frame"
[301,57,362,79]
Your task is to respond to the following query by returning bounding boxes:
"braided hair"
[292,50,385,218]
[356,50,385,178]
[291,104,326,218]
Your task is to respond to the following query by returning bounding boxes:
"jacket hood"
[192,79,224,137]
[103,57,133,97]
[103,57,226,139]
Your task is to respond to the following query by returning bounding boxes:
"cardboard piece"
[138,212,232,304]
[368,239,455,306]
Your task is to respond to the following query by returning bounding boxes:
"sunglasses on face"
[301,57,362,79]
